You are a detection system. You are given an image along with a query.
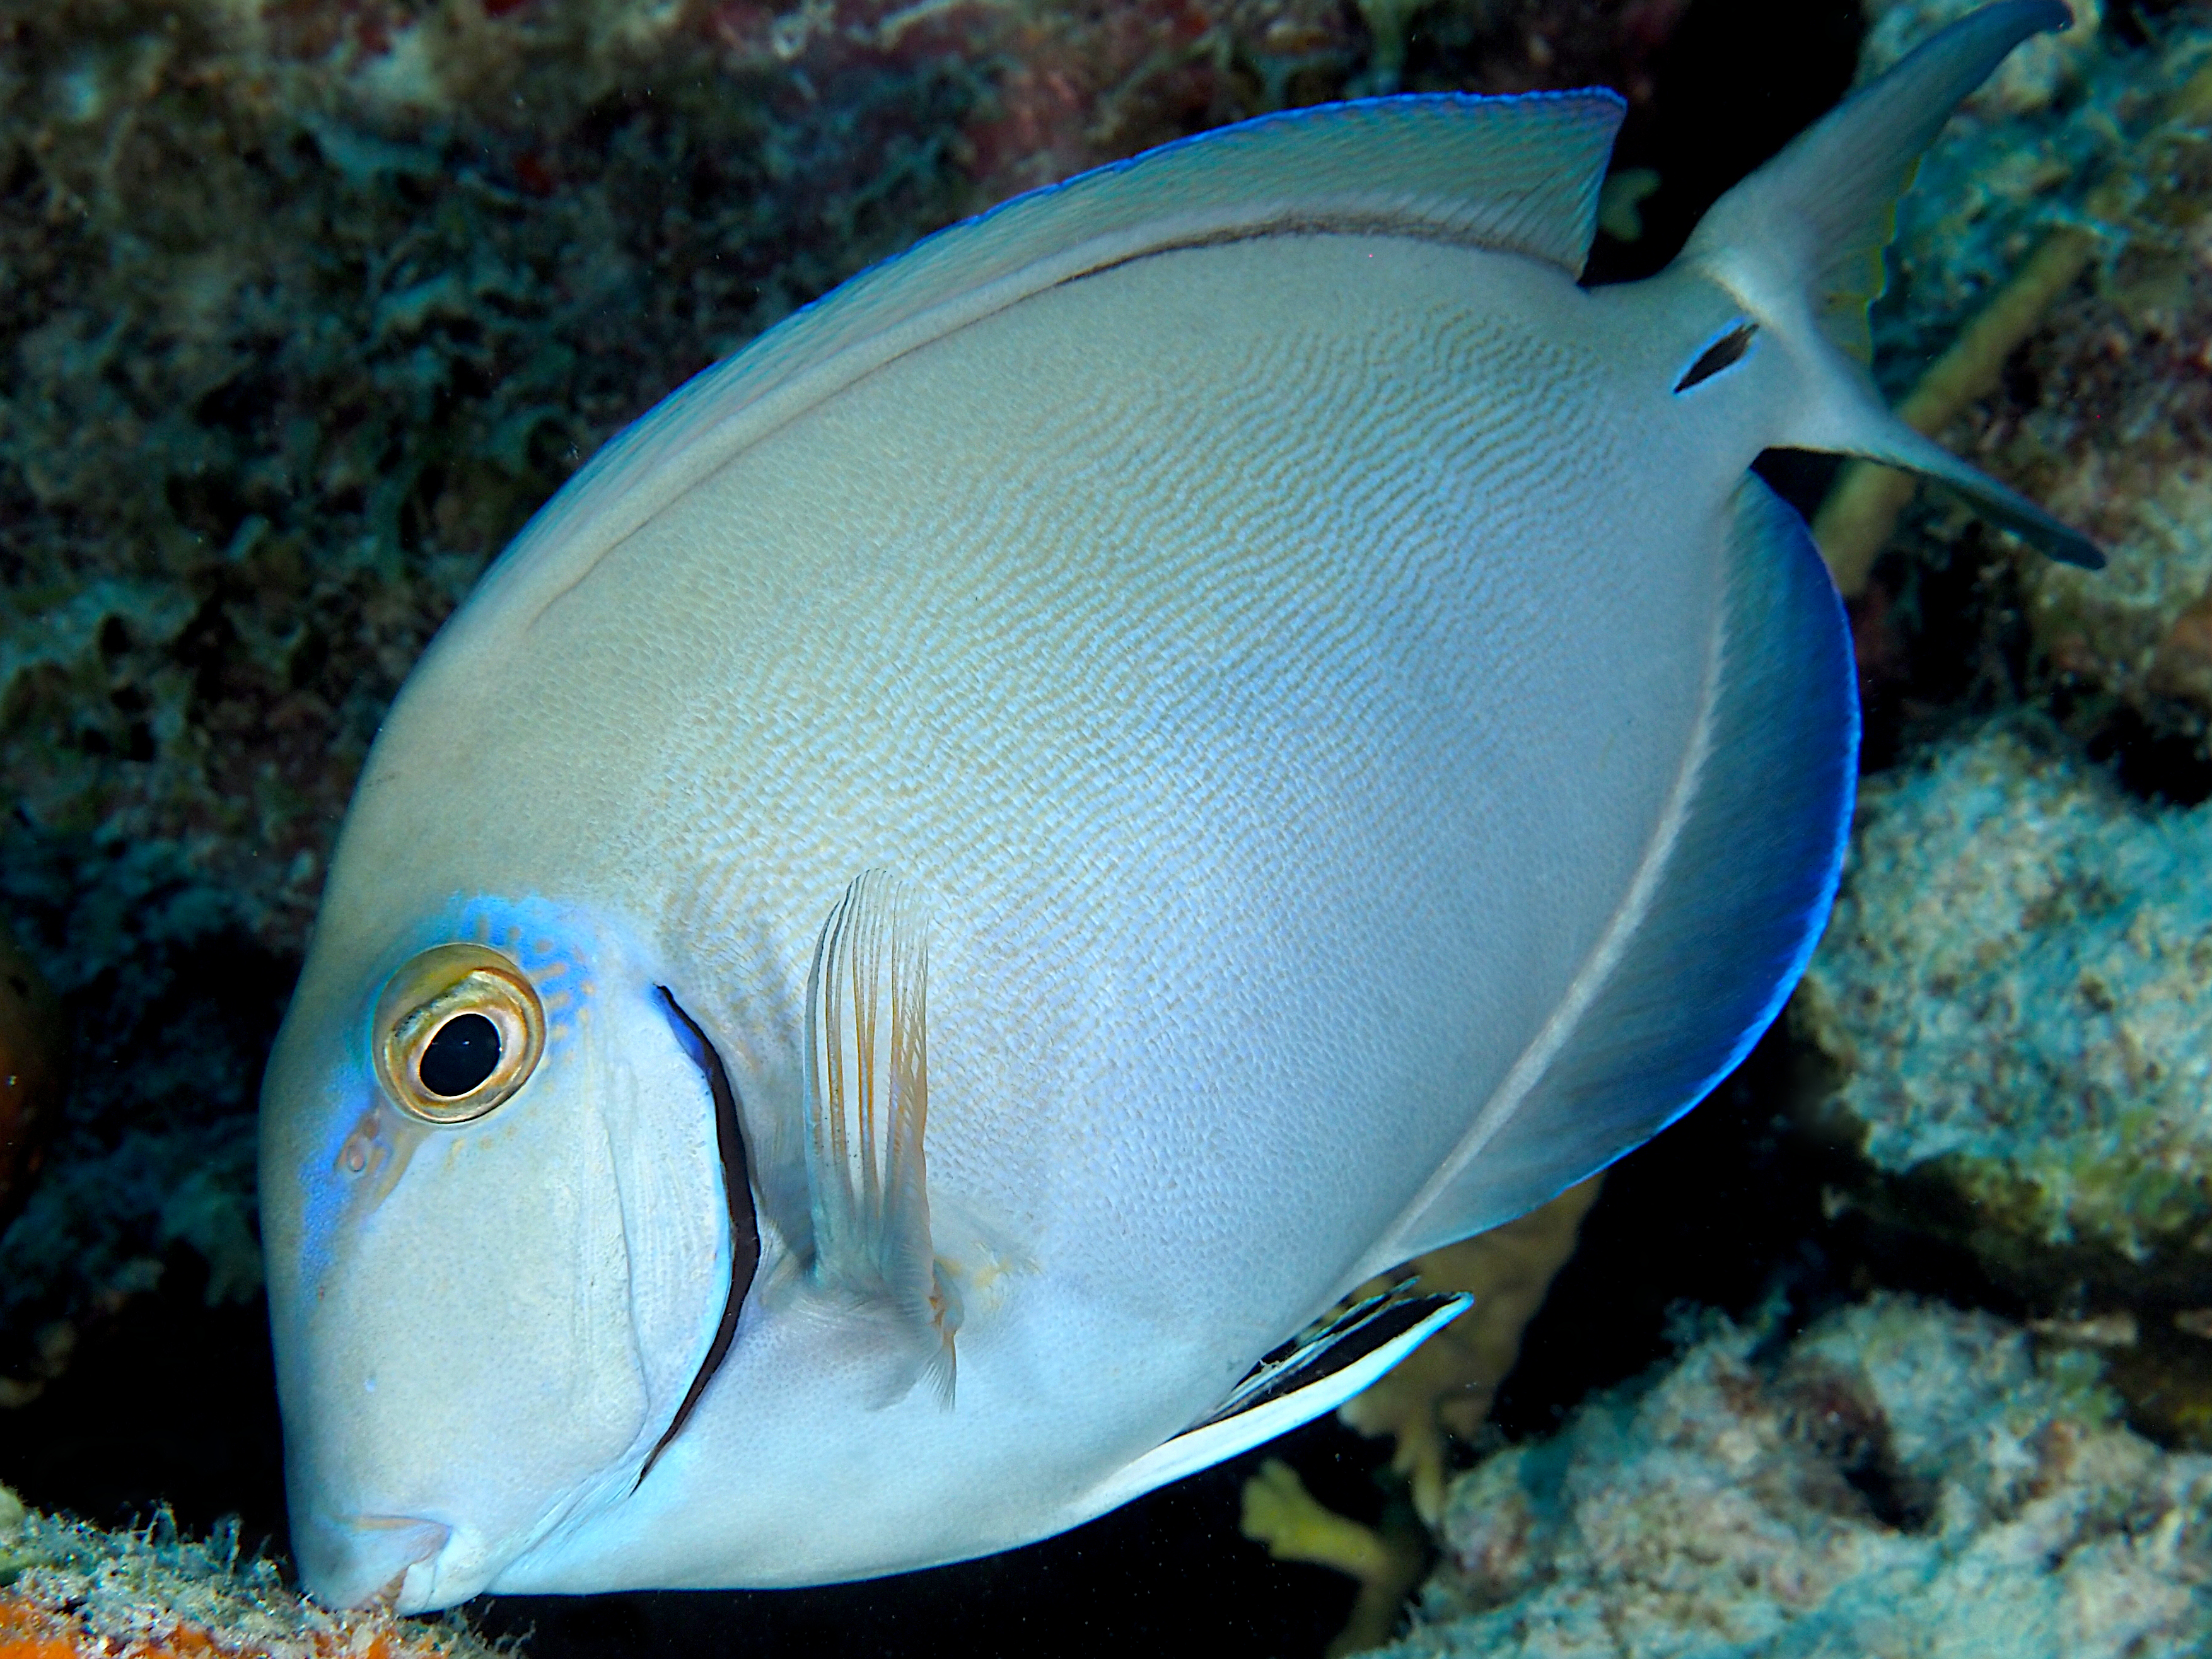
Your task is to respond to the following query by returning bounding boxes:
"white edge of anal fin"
[1078,1293,1472,1520]
[803,868,958,1404]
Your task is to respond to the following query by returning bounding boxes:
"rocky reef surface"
[1795,717,2212,1301]
[1782,0,2212,1466]
[0,1481,499,1659]
[1372,1295,2212,1659]
[1834,0,2212,736]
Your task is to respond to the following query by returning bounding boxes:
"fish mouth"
[296,1511,455,1610]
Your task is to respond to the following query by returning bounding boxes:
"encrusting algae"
[1794,715,2212,1294]
[1370,1296,2212,1659]
[0,1484,498,1659]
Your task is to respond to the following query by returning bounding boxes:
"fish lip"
[296,1510,457,1610]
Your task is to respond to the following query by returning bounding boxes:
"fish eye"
[372,943,545,1124]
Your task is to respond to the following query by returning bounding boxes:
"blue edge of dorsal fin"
[444,88,1626,647]
[1376,474,1860,1266]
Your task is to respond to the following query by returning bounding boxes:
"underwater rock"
[1372,1293,2212,1659]
[0,1481,498,1659]
[0,927,63,1236]
[1792,717,2212,1299]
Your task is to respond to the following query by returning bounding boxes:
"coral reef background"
[1383,1296,2212,1658]
[6,0,2212,1653]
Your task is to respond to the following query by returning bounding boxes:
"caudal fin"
[1675,0,2102,570]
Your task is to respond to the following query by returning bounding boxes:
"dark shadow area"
[1583,0,1863,285]
[2078,699,2212,807]
[0,1250,288,1551]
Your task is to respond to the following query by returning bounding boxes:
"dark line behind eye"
[637,989,761,1489]
[1674,322,1759,393]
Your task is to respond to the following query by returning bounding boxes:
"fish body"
[261,2,2093,1612]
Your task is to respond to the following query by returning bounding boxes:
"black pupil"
[419,1013,502,1098]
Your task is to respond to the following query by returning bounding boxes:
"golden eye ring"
[372,943,545,1125]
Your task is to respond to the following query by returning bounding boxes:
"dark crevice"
[2076,702,2212,806]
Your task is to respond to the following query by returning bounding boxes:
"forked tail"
[1675,0,2101,569]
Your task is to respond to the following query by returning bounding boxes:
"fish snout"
[296,1511,453,1610]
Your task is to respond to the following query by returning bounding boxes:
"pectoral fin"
[802,869,958,1402]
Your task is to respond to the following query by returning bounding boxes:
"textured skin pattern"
[366,235,1720,1337]
[451,91,1627,655]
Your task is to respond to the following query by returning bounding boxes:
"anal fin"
[803,869,957,1402]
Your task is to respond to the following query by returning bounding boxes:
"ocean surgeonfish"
[260,0,2097,1611]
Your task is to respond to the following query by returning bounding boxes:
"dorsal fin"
[1079,1288,1471,1516]
[801,870,957,1402]
[451,91,1624,646]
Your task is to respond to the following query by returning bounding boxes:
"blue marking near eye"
[301,894,607,1289]
[445,893,601,1062]
[298,1074,376,1289]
